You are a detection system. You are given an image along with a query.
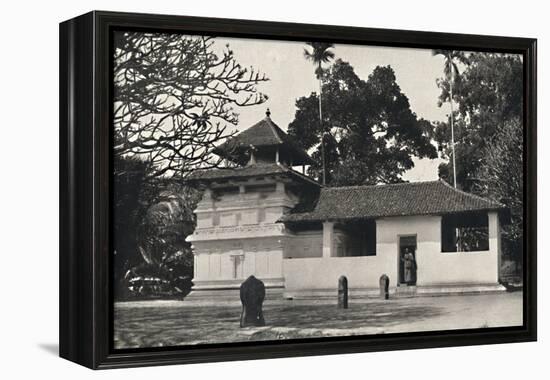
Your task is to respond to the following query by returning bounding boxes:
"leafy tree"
[434,52,524,267]
[289,60,437,185]
[130,186,201,298]
[137,186,199,268]
[113,156,151,287]
[434,53,523,191]
[474,118,523,263]
[303,42,335,185]
[113,155,201,299]
[113,32,268,179]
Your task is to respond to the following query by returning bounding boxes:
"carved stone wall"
[188,180,299,288]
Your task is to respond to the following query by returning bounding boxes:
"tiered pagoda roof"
[212,109,314,166]
[186,110,318,187]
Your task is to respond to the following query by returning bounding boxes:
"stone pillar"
[338,276,348,309]
[379,274,390,300]
[323,221,335,258]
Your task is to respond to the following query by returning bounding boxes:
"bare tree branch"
[113,32,269,179]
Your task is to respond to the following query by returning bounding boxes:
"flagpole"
[449,59,457,189]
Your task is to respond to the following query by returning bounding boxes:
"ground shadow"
[38,343,59,356]
[113,301,443,348]
[113,291,522,348]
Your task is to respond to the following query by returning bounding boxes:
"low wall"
[377,214,499,286]
[283,256,395,290]
[418,249,499,285]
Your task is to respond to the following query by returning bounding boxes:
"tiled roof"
[186,163,320,187]
[216,117,284,147]
[213,116,313,165]
[280,180,505,222]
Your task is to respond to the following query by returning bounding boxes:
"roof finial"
[265,108,271,118]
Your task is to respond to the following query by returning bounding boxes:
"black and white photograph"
[2,0,547,377]
[112,30,525,349]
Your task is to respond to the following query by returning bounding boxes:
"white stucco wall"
[375,213,499,286]
[417,212,500,285]
[283,256,394,290]
[189,181,297,289]
[193,237,284,282]
[376,215,441,286]
[282,212,501,291]
[191,177,501,293]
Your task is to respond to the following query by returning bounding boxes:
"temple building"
[186,110,508,300]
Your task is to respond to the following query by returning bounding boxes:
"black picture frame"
[59,10,537,369]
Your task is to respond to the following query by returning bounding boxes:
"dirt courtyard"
[114,291,523,349]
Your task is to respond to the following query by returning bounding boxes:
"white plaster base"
[415,283,507,296]
[186,277,285,301]
[282,283,506,300]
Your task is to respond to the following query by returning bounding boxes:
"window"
[441,212,489,252]
[213,186,240,199]
[364,221,377,256]
[340,220,376,256]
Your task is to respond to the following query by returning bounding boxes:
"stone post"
[338,276,348,309]
[379,274,390,300]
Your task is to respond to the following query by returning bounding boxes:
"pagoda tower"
[186,110,319,300]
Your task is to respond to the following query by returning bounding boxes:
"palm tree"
[432,50,467,189]
[304,42,335,185]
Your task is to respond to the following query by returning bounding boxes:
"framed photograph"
[59,11,537,369]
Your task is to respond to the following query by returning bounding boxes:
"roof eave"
[280,206,508,224]
[185,166,320,188]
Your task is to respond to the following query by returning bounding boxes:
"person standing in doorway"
[402,248,417,285]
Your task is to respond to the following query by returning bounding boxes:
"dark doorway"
[399,235,417,285]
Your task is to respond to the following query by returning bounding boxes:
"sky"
[212,36,453,182]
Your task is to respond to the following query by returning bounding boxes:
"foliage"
[288,60,437,185]
[432,50,469,93]
[113,156,201,300]
[434,53,523,191]
[474,118,523,260]
[113,33,269,299]
[113,32,268,179]
[434,52,524,263]
[113,156,151,285]
[137,188,199,265]
[303,42,335,78]
[123,259,193,299]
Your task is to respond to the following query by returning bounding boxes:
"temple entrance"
[399,235,417,285]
